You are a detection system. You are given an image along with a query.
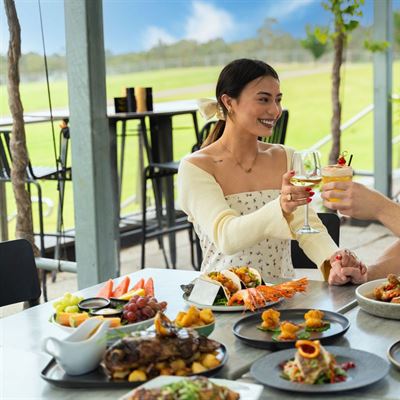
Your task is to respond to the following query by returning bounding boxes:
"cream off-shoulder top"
[177,145,338,281]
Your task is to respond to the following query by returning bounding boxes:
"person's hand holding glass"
[290,150,322,234]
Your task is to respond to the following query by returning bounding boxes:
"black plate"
[232,309,350,350]
[388,340,400,370]
[251,346,389,393]
[40,343,228,388]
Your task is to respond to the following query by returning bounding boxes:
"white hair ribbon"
[197,98,225,121]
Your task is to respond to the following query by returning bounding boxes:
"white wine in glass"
[290,150,322,234]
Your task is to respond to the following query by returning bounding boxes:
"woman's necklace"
[220,142,258,173]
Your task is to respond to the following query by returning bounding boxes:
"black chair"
[291,212,340,269]
[140,117,202,270]
[191,120,218,152]
[0,239,41,307]
[0,125,71,258]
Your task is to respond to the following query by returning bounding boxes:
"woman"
[178,58,362,283]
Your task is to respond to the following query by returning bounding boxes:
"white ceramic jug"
[42,318,110,375]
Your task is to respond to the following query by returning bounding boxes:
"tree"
[3,0,39,255]
[301,25,329,61]
[315,0,364,164]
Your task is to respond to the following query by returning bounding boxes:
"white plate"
[119,375,264,400]
[50,314,155,335]
[356,279,400,320]
[183,293,281,312]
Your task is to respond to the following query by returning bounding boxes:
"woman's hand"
[280,170,314,215]
[328,249,367,285]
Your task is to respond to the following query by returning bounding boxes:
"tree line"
[0,12,399,84]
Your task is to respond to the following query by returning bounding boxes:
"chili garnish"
[295,340,320,359]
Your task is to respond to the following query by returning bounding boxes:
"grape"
[121,295,168,324]
[65,305,79,313]
[142,306,152,318]
[55,305,64,314]
[126,312,136,322]
[136,297,147,308]
[128,303,137,312]
[70,296,80,305]
[148,301,156,309]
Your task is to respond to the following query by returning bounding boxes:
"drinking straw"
[348,154,353,166]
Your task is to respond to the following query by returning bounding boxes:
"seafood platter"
[356,274,400,320]
[232,308,350,349]
[182,266,308,312]
[250,340,389,393]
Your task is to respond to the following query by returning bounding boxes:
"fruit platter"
[50,277,167,334]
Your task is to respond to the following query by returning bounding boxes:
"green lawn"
[1,61,399,238]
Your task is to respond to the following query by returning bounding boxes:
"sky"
[0,0,398,56]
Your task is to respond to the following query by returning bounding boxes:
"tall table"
[1,268,399,399]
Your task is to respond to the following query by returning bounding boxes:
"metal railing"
[310,96,400,179]
[35,257,77,273]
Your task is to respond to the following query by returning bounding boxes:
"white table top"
[1,268,399,399]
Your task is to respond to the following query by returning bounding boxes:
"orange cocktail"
[321,164,353,202]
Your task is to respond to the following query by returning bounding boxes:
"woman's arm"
[178,159,294,255]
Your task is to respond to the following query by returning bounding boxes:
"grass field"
[1,61,399,238]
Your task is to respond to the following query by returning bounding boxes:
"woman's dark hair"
[201,58,279,148]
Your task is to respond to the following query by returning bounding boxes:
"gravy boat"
[42,318,110,375]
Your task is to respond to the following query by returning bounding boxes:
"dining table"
[1,268,399,399]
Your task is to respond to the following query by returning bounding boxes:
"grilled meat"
[103,329,220,377]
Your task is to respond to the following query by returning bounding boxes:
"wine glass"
[290,150,322,234]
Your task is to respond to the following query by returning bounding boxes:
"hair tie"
[197,98,225,121]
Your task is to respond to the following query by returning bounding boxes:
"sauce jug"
[42,318,110,375]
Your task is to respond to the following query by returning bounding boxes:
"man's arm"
[322,181,400,236]
[367,239,400,280]
[376,200,400,237]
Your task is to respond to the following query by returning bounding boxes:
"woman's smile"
[257,118,276,129]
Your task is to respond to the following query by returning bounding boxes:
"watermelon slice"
[112,276,130,298]
[144,278,154,297]
[131,278,145,291]
[96,279,114,298]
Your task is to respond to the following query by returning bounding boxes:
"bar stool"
[139,116,205,270]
